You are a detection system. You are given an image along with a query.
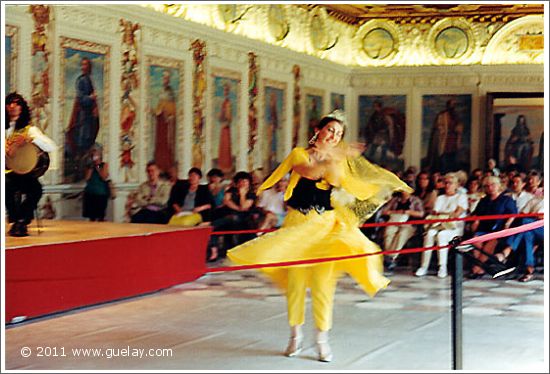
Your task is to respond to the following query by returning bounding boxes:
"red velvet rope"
[206,214,544,273]
[210,213,543,236]
[207,245,447,273]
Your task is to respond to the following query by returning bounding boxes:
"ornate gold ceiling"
[144,4,544,67]
[307,4,544,25]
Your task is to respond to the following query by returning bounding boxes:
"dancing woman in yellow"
[228,110,411,362]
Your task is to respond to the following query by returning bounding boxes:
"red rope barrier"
[207,245,448,273]
[206,217,544,273]
[210,213,543,236]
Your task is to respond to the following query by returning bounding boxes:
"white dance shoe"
[284,336,303,357]
[316,340,333,362]
[415,266,428,277]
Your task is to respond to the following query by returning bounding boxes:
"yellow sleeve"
[340,166,381,200]
[258,147,303,193]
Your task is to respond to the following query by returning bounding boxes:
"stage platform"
[5,220,212,323]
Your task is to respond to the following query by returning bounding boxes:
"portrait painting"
[305,91,324,140]
[358,95,406,170]
[331,93,345,111]
[421,94,471,173]
[264,82,286,172]
[147,58,183,175]
[60,38,109,184]
[493,96,544,172]
[5,26,17,93]
[212,71,240,175]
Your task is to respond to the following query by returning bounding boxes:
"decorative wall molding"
[190,39,207,169]
[118,19,140,183]
[56,5,120,34]
[142,26,189,50]
[247,52,259,170]
[29,5,52,131]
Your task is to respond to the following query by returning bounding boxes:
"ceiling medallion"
[266,4,289,42]
[309,6,338,52]
[355,20,401,65]
[215,4,250,31]
[428,18,475,64]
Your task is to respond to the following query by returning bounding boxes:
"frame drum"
[6,143,50,177]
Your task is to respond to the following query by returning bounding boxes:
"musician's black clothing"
[6,173,43,225]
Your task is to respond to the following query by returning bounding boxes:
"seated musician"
[5,93,57,237]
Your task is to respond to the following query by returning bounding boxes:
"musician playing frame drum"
[5,92,57,237]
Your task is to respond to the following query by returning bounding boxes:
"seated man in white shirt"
[5,93,57,237]
[506,174,533,213]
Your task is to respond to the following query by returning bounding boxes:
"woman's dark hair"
[466,176,480,190]
[414,171,435,196]
[316,116,346,138]
[207,168,224,178]
[5,92,31,130]
[233,171,253,185]
[188,167,203,178]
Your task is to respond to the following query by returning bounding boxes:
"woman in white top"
[416,173,468,278]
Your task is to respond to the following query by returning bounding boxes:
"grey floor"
[4,264,546,371]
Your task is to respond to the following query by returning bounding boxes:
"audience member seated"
[499,173,512,194]
[257,177,289,231]
[496,196,544,282]
[416,173,468,278]
[485,158,500,177]
[471,168,483,180]
[209,171,257,260]
[455,170,468,195]
[402,167,417,189]
[414,171,438,213]
[466,176,484,214]
[506,174,533,213]
[381,190,424,270]
[526,170,543,198]
[206,168,227,209]
[167,167,213,227]
[468,176,517,278]
[130,161,172,224]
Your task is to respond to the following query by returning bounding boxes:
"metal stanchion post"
[449,237,463,370]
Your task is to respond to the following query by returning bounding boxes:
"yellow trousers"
[286,262,338,331]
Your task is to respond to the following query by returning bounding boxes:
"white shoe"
[437,267,448,278]
[317,340,333,362]
[415,267,428,277]
[284,336,303,357]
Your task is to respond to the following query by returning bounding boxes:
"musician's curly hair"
[5,92,31,130]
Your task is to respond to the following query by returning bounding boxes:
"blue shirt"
[473,193,517,232]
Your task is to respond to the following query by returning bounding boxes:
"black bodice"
[286,177,333,215]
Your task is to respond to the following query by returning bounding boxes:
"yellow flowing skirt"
[227,207,390,297]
